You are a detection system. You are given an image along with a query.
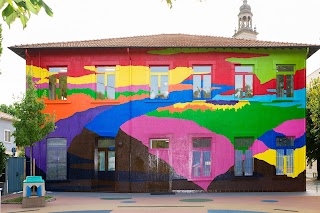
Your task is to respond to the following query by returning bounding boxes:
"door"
[7,157,25,193]
[94,138,115,191]
[148,139,171,192]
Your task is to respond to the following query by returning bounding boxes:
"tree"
[0,103,16,116]
[12,74,55,176]
[0,0,53,29]
[0,142,7,177]
[165,0,203,8]
[306,77,320,179]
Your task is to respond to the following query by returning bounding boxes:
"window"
[192,66,212,99]
[150,138,169,149]
[46,138,67,180]
[97,138,115,172]
[276,136,294,175]
[235,66,253,98]
[192,138,211,178]
[276,65,294,98]
[48,67,68,100]
[150,66,169,99]
[96,66,116,100]
[234,137,254,176]
[4,130,10,142]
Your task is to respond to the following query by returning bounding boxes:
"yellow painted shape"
[169,67,193,85]
[254,146,306,178]
[26,65,50,84]
[171,100,250,111]
[84,66,96,72]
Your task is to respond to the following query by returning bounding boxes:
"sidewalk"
[2,179,320,213]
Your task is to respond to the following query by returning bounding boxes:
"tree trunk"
[30,145,33,176]
[317,158,320,180]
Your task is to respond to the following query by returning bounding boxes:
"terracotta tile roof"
[9,33,320,58]
[0,111,14,121]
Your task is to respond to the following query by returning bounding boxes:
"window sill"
[3,141,12,143]
[45,100,72,104]
[90,100,120,105]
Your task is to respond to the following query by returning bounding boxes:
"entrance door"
[94,138,115,191]
[148,139,171,192]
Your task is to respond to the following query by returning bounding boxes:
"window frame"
[46,137,67,181]
[95,66,117,100]
[276,65,295,98]
[96,138,116,172]
[192,65,212,99]
[149,138,169,149]
[191,137,212,179]
[234,137,254,177]
[48,66,68,101]
[4,129,11,143]
[275,136,295,175]
[234,65,254,99]
[149,65,170,100]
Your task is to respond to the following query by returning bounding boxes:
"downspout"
[126,47,132,192]
[25,49,34,176]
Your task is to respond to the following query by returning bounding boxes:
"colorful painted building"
[9,34,320,192]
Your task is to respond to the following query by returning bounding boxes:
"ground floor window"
[97,138,115,172]
[46,138,67,180]
[234,137,254,176]
[276,136,294,175]
[192,138,211,178]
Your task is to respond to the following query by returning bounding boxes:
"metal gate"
[6,157,25,193]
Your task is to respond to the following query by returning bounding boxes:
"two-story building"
[9,33,320,192]
[0,111,16,157]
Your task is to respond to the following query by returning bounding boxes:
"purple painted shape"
[27,105,112,173]
[116,85,148,93]
[273,118,305,139]
[120,115,234,190]
[249,139,269,156]
[206,100,239,105]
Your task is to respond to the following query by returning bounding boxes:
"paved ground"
[1,178,320,213]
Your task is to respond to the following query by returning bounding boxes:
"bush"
[0,142,7,176]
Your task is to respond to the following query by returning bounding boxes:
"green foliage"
[13,74,55,148]
[165,0,202,8]
[0,142,7,176]
[0,0,53,28]
[306,77,320,179]
[0,103,16,116]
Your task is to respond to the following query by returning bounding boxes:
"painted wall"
[25,47,307,192]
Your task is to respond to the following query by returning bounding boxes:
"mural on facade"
[26,47,307,192]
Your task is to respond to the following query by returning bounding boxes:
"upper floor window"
[192,137,211,178]
[4,129,11,143]
[192,66,212,99]
[235,66,253,98]
[276,65,294,98]
[234,137,254,176]
[96,66,116,100]
[276,136,294,175]
[48,67,68,100]
[150,66,169,99]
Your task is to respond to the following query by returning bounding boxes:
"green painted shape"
[67,88,97,98]
[180,198,213,202]
[116,90,149,98]
[148,47,307,85]
[147,102,304,144]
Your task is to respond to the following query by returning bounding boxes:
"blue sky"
[0,0,319,105]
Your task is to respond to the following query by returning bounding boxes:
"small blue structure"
[23,176,45,197]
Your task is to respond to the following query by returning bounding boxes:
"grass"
[2,195,54,204]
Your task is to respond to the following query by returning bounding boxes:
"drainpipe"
[126,47,132,192]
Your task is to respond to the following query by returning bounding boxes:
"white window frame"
[149,66,169,100]
[149,138,169,149]
[95,66,116,100]
[4,129,11,143]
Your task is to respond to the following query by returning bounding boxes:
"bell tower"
[233,0,258,40]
